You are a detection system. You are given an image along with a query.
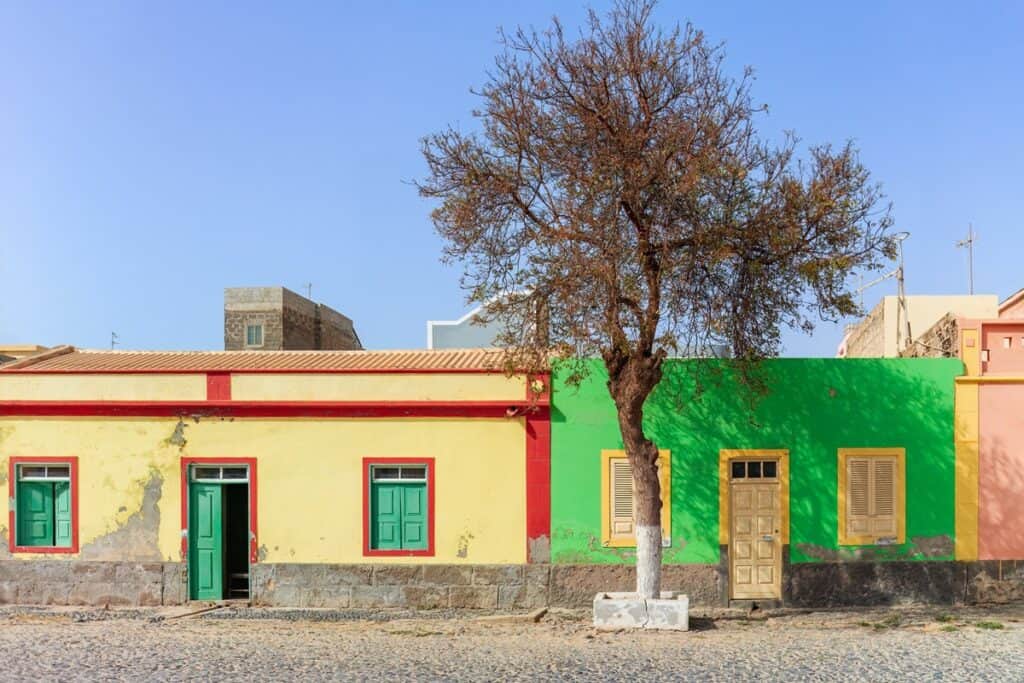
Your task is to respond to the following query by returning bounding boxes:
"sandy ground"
[0,604,1022,681]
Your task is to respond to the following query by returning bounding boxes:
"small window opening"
[245,323,264,347]
[192,465,249,482]
[372,465,426,481]
[18,465,71,481]
[369,463,430,551]
[15,462,74,548]
[730,460,778,481]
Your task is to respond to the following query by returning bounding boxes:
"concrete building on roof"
[0,345,49,364]
[224,287,362,352]
[838,294,999,358]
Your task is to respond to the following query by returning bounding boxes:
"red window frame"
[180,457,259,564]
[363,457,435,557]
[8,456,80,554]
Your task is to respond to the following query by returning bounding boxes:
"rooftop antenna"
[955,224,976,295]
[894,231,912,353]
[850,231,912,350]
[304,282,313,300]
[110,332,120,350]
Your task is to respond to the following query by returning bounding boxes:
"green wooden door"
[17,482,54,547]
[189,483,223,600]
[371,482,427,550]
[53,481,72,548]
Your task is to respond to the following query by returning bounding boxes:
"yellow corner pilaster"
[954,378,980,561]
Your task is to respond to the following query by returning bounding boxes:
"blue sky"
[1,2,1021,355]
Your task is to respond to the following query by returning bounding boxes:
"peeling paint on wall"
[456,531,475,558]
[79,469,163,561]
[0,527,11,560]
[796,535,954,563]
[162,420,188,450]
[528,534,550,563]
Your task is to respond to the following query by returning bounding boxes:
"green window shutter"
[371,480,429,551]
[371,483,403,550]
[53,481,72,548]
[401,484,428,550]
[17,481,54,547]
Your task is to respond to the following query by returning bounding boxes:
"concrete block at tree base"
[592,592,689,631]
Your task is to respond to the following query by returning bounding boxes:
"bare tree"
[419,0,893,598]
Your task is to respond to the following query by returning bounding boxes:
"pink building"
[958,288,1024,560]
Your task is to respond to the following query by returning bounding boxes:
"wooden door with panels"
[729,458,781,600]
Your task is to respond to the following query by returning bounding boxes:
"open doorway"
[187,463,251,601]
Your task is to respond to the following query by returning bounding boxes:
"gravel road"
[0,606,1022,681]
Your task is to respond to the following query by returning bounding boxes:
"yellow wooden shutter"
[846,459,870,538]
[610,458,634,539]
[870,458,898,537]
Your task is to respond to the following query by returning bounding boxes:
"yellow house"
[0,347,551,608]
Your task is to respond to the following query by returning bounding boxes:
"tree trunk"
[619,415,662,598]
[607,355,663,599]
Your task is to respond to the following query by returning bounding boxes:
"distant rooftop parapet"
[224,286,362,352]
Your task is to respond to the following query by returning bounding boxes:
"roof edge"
[999,287,1024,314]
[0,345,76,370]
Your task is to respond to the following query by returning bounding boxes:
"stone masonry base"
[0,561,186,606]
[0,560,1021,608]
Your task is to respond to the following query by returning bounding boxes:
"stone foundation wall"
[251,563,723,609]
[1,560,1022,608]
[0,561,186,606]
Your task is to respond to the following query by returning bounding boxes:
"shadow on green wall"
[551,358,960,567]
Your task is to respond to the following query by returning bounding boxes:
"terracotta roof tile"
[0,347,507,373]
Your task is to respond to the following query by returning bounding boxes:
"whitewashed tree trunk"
[636,524,663,598]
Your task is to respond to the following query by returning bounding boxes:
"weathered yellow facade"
[0,415,526,564]
[0,348,551,608]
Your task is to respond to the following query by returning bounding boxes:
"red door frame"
[180,457,259,564]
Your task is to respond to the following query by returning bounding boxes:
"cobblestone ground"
[1,605,1023,681]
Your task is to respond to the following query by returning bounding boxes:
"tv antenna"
[955,224,976,294]
[304,282,313,300]
[852,231,912,351]
[110,332,120,350]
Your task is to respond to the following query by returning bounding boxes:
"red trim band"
[206,373,232,401]
[525,413,551,563]
[1,368,512,375]
[362,457,436,557]
[0,400,547,418]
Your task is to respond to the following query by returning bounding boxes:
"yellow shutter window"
[871,458,898,537]
[846,459,870,538]
[609,458,635,539]
[600,450,672,548]
[838,449,905,546]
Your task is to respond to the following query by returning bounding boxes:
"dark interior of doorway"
[224,484,249,600]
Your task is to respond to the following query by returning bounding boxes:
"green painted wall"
[550,358,961,565]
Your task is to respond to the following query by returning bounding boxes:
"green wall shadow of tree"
[551,357,962,571]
